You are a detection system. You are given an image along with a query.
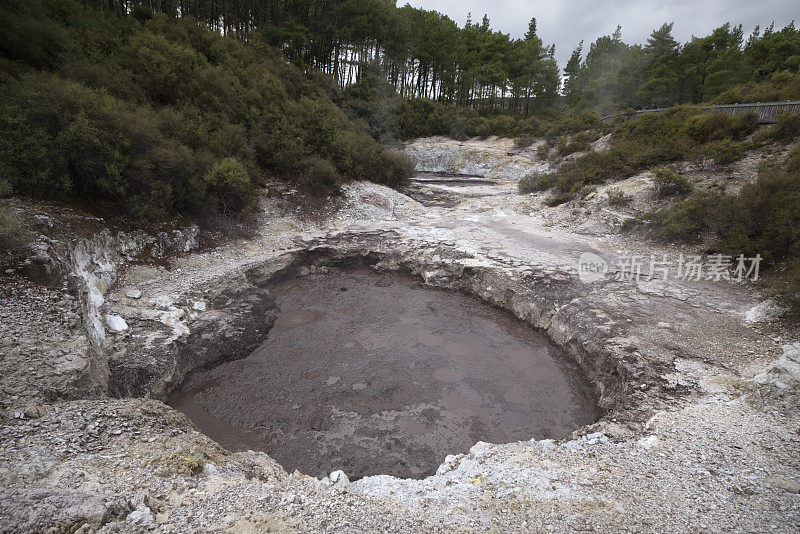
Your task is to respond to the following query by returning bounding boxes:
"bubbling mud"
[170,268,599,479]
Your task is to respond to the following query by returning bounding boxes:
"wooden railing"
[600,101,800,124]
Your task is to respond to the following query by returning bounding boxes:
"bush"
[293,156,341,195]
[607,189,631,205]
[0,202,29,266]
[514,134,537,149]
[475,114,518,138]
[684,112,730,143]
[555,137,589,156]
[202,158,254,216]
[713,71,800,105]
[341,72,554,143]
[715,155,800,263]
[370,150,413,188]
[543,109,602,141]
[702,139,745,165]
[518,172,555,193]
[652,168,694,197]
[770,259,800,319]
[536,143,550,159]
[768,113,800,142]
[724,113,759,140]
[535,106,763,204]
[682,112,756,144]
[649,146,800,265]
[545,191,574,207]
[648,191,722,240]
[385,98,451,140]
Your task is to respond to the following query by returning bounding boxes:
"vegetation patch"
[518,172,554,194]
[646,145,800,314]
[0,0,412,224]
[606,189,632,205]
[652,169,694,197]
[766,112,800,142]
[0,202,30,268]
[527,107,760,205]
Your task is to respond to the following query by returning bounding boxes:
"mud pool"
[170,268,599,479]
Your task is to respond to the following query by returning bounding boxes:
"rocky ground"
[1,136,799,533]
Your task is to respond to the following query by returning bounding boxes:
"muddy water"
[407,172,498,207]
[170,269,599,480]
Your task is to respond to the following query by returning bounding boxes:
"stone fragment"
[105,314,128,333]
[763,476,800,494]
[127,506,156,529]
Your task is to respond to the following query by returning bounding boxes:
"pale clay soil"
[1,136,799,533]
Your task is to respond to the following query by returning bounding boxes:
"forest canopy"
[564,22,800,114]
[75,2,800,117]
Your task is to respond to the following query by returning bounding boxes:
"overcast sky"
[403,0,798,69]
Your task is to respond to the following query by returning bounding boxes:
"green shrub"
[768,113,800,142]
[543,110,602,141]
[293,156,341,195]
[713,71,800,105]
[385,98,451,140]
[606,189,631,205]
[518,172,555,193]
[556,137,589,156]
[536,143,550,159]
[538,106,763,201]
[0,202,29,266]
[514,135,536,149]
[684,112,730,143]
[682,112,756,144]
[648,191,722,240]
[370,150,413,188]
[621,217,645,230]
[0,0,412,222]
[788,146,800,173]
[202,158,254,216]
[770,258,800,319]
[652,168,694,197]
[702,139,745,165]
[341,71,555,143]
[715,156,800,263]
[545,191,574,207]
[649,145,800,265]
[723,113,759,140]
[475,115,518,138]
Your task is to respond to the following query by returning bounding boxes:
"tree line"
[91,2,800,116]
[91,0,561,114]
[564,22,800,114]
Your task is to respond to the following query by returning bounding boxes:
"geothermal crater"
[170,267,599,479]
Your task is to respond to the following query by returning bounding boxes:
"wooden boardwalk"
[600,101,800,124]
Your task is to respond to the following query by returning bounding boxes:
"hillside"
[0,0,412,223]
